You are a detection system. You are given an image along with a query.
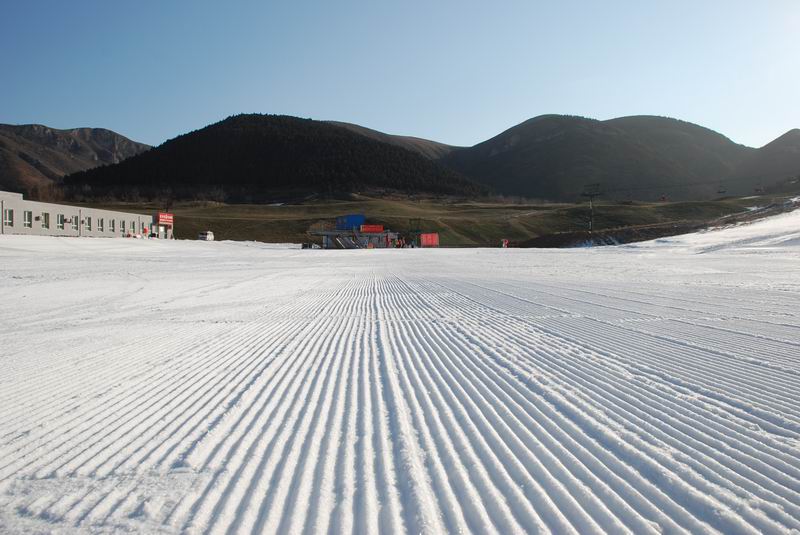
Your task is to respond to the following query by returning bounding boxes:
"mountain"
[40,114,800,204]
[439,115,759,201]
[330,116,800,201]
[731,129,800,192]
[327,121,458,159]
[0,124,149,196]
[64,114,484,201]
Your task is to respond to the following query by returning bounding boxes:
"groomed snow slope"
[1,211,799,534]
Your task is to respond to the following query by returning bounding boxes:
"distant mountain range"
[365,115,800,201]
[63,114,484,201]
[0,124,149,196]
[3,114,799,202]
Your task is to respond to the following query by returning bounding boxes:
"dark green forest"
[64,114,485,202]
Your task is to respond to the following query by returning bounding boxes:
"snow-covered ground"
[1,211,799,534]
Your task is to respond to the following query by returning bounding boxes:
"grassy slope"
[76,194,768,246]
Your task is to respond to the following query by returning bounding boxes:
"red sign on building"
[420,233,439,247]
[157,213,174,226]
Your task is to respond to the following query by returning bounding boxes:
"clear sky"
[2,0,798,148]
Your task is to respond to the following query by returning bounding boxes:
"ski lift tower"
[581,183,602,233]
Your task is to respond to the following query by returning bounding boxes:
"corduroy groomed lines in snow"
[1,211,800,533]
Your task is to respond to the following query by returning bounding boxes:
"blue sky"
[1,1,798,148]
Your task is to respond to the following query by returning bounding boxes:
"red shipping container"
[360,224,384,233]
[420,232,439,247]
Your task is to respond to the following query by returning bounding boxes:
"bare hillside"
[0,124,150,195]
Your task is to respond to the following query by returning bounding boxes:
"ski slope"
[1,211,799,534]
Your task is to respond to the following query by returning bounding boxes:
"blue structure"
[335,214,366,230]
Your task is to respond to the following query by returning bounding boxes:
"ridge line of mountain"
[2,113,798,202]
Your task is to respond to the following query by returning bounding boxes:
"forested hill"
[327,121,458,160]
[439,115,759,201]
[64,114,484,201]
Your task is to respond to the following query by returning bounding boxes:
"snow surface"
[1,211,800,534]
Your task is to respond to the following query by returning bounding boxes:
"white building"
[1,190,161,238]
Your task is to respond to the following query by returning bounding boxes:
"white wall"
[1,191,154,238]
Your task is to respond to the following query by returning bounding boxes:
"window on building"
[57,214,65,230]
[98,218,104,231]
[71,216,78,231]
[86,217,92,231]
[110,219,115,232]
[130,221,135,234]
[42,212,50,229]
[121,220,126,233]
[3,208,13,227]
[23,211,32,228]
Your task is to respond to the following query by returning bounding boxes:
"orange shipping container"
[420,232,439,247]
